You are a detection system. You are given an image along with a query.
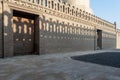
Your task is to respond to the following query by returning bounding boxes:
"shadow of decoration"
[2,10,13,57]
[13,16,34,39]
[39,15,97,52]
[40,15,95,41]
[4,10,13,33]
[71,52,120,68]
[40,15,116,52]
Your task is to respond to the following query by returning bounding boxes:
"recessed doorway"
[12,10,39,55]
[97,29,102,49]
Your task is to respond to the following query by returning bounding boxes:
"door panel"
[12,16,34,55]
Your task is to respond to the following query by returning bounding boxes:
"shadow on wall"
[71,52,120,68]
[1,10,13,57]
[0,12,2,57]
[39,15,95,53]
[40,15,95,39]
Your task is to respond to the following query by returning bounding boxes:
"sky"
[91,0,120,29]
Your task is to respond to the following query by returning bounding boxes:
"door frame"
[13,10,39,56]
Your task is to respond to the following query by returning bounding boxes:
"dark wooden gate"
[12,13,35,55]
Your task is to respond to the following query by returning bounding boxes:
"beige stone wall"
[117,30,120,49]
[39,13,95,54]
[102,31,116,49]
[38,0,116,51]
[0,0,117,57]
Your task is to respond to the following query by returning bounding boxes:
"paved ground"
[0,50,120,80]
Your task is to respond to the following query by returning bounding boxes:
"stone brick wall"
[39,14,95,54]
[117,30,120,49]
[102,31,116,49]
[39,13,116,54]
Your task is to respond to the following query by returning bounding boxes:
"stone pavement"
[0,50,120,80]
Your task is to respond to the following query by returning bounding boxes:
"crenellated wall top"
[2,0,116,29]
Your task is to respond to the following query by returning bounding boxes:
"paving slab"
[0,50,120,80]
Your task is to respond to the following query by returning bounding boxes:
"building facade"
[0,0,117,57]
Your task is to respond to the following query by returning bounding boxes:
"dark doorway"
[97,29,102,49]
[12,10,38,55]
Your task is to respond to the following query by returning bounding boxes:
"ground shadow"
[71,52,120,68]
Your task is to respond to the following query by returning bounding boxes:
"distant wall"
[102,31,116,49]
[117,30,120,49]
